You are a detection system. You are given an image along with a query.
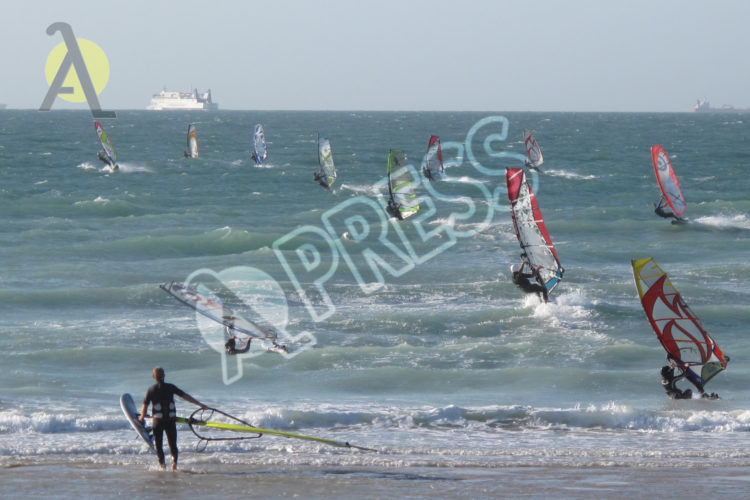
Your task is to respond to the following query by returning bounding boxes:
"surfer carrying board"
[139,366,206,470]
[511,261,549,303]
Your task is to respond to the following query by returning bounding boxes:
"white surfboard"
[120,393,154,450]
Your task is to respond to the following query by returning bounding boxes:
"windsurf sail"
[185,123,198,158]
[179,406,375,451]
[386,149,419,220]
[159,281,276,341]
[316,134,337,188]
[422,135,444,180]
[506,168,564,293]
[252,124,267,165]
[651,145,686,218]
[631,258,729,391]
[523,129,543,170]
[94,121,117,166]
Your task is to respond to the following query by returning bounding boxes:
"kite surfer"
[511,261,549,303]
[139,366,206,470]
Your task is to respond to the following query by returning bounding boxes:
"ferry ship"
[693,98,749,113]
[147,88,218,111]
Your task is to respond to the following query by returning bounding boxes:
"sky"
[2,0,749,112]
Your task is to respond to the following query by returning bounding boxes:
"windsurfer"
[660,362,693,399]
[661,359,719,400]
[313,172,329,189]
[386,199,401,219]
[654,198,677,219]
[224,325,251,355]
[511,261,548,303]
[97,150,114,167]
[423,166,433,181]
[524,159,540,172]
[139,366,206,470]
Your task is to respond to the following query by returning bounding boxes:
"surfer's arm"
[180,393,207,410]
[138,402,148,424]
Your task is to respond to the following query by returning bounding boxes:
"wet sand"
[3,461,750,499]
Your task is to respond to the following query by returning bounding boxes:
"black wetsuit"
[512,271,548,302]
[386,199,401,220]
[225,337,251,355]
[313,172,330,189]
[660,366,693,399]
[143,382,186,466]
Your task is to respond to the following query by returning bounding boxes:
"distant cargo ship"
[693,98,749,113]
[147,88,218,111]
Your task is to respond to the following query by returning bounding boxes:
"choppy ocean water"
[1,110,750,497]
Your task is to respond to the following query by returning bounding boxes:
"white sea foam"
[544,169,596,180]
[694,213,750,230]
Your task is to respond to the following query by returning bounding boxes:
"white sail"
[185,123,198,158]
[252,124,267,165]
[523,129,543,169]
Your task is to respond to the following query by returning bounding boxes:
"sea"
[1,110,750,499]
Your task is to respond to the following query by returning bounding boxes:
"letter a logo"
[39,22,116,118]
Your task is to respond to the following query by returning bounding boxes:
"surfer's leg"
[165,421,178,470]
[152,421,166,467]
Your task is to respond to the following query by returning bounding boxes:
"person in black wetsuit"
[225,335,252,355]
[313,171,330,189]
[138,366,205,470]
[386,198,401,219]
[653,199,684,222]
[660,363,693,399]
[511,261,548,303]
[661,359,720,400]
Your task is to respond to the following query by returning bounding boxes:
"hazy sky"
[2,0,749,111]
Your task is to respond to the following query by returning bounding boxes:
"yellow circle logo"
[44,39,110,103]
